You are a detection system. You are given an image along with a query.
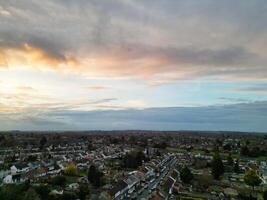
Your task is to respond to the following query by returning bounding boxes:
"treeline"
[0,180,90,200]
[241,146,267,157]
[122,150,148,169]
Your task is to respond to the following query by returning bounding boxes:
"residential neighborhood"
[0,131,267,200]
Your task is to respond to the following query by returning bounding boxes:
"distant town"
[0,131,267,200]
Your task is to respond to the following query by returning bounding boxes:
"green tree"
[87,141,94,151]
[197,171,213,191]
[78,184,90,200]
[52,175,66,187]
[34,184,50,200]
[0,185,23,200]
[227,153,234,166]
[122,151,146,169]
[88,164,104,187]
[223,143,232,151]
[211,152,224,179]
[263,189,267,200]
[180,166,193,184]
[233,159,240,173]
[244,169,262,191]
[241,145,250,156]
[61,191,77,200]
[136,151,146,166]
[39,136,47,149]
[23,188,41,200]
[244,169,262,200]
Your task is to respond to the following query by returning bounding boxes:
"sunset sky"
[0,0,267,131]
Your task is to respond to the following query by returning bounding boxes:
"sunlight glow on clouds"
[1,0,267,81]
[0,0,267,131]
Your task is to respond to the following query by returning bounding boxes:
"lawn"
[167,147,187,153]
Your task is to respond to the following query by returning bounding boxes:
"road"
[136,155,177,200]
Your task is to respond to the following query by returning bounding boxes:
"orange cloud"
[1,43,77,71]
[0,50,7,67]
[79,52,173,79]
[87,86,110,90]
[1,44,173,79]
[1,42,267,84]
[16,86,37,92]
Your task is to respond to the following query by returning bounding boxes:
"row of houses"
[104,154,177,200]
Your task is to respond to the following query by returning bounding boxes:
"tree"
[52,175,66,187]
[227,153,234,166]
[263,189,267,200]
[34,184,50,200]
[233,159,240,173]
[78,184,90,200]
[122,151,146,169]
[211,152,224,179]
[198,171,213,191]
[180,166,193,184]
[87,142,94,151]
[88,164,104,187]
[64,163,77,176]
[244,169,262,191]
[61,191,77,200]
[23,188,41,200]
[241,145,250,156]
[0,184,25,200]
[223,143,232,151]
[27,155,37,162]
[136,151,146,166]
[39,136,47,149]
[240,145,266,158]
[153,142,167,149]
[21,179,31,191]
[244,169,262,200]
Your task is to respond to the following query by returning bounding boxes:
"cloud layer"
[1,102,267,132]
[1,1,267,132]
[1,0,267,82]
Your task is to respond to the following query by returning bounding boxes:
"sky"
[0,0,267,132]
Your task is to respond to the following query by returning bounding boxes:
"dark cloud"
[218,97,250,103]
[1,0,267,81]
[236,83,267,94]
[2,101,267,132]
[0,31,68,63]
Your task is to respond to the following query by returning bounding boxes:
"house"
[79,176,89,184]
[3,175,13,184]
[123,174,139,194]
[107,180,128,200]
[224,187,238,198]
[50,189,63,195]
[35,167,48,177]
[12,173,28,183]
[68,183,79,190]
[140,166,154,179]
[170,169,179,180]
[163,177,176,195]
[11,163,30,175]
[3,173,28,184]
[27,162,41,170]
[130,170,145,183]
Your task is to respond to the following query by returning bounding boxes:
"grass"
[178,191,212,200]
[167,147,187,153]
[65,176,79,184]
[179,195,205,200]
[256,156,267,161]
